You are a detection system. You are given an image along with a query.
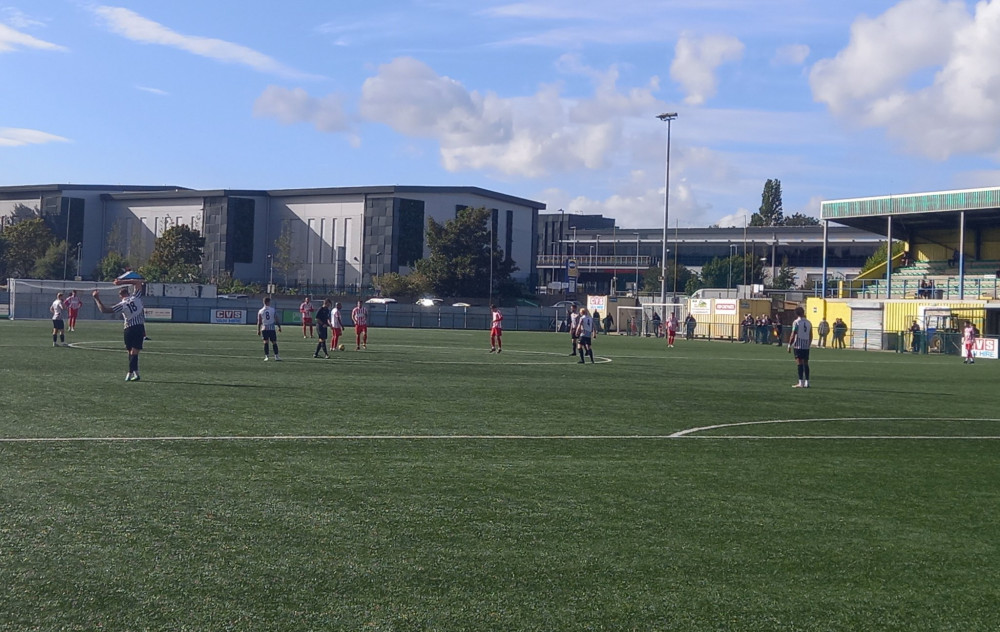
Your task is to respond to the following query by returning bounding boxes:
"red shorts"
[355,324,368,334]
[302,317,313,326]
[491,327,502,337]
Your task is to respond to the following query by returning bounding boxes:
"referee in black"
[93,277,147,382]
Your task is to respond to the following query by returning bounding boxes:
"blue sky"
[3,0,1000,228]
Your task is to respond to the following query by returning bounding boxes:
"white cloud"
[253,86,353,136]
[2,8,44,30]
[0,127,70,147]
[670,32,744,105]
[136,85,168,96]
[357,56,658,178]
[809,0,1000,160]
[715,208,751,228]
[92,6,321,80]
[0,23,66,53]
[773,43,809,66]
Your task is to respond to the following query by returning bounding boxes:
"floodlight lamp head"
[656,112,678,121]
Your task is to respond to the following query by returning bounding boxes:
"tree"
[784,212,820,226]
[146,225,204,269]
[772,255,798,289]
[415,207,517,298]
[1,218,55,278]
[31,240,71,279]
[272,222,298,286]
[95,252,132,282]
[750,179,784,226]
[860,240,905,275]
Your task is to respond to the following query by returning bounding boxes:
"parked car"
[552,300,581,309]
[219,293,249,299]
[451,302,473,308]
[416,297,444,307]
[365,297,397,305]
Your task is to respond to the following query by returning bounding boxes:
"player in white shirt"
[93,277,147,381]
[257,296,282,361]
[50,292,67,347]
[962,321,977,364]
[787,306,813,388]
[330,302,344,350]
[351,300,369,350]
[576,307,595,364]
[489,304,503,353]
[568,305,580,356]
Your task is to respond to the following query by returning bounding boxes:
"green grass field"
[2,319,999,631]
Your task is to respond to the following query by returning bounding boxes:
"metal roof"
[821,187,1000,235]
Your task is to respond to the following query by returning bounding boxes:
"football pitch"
[2,319,999,631]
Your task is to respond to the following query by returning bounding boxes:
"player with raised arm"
[50,292,67,347]
[313,299,332,358]
[787,306,813,388]
[330,302,344,351]
[257,296,282,361]
[489,304,503,353]
[64,290,83,332]
[93,277,147,381]
[351,299,368,350]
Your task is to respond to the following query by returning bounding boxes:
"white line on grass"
[3,419,1000,443]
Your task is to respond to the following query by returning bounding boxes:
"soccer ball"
[339,344,345,351]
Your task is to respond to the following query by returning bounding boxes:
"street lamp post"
[728,244,738,292]
[634,233,641,295]
[267,254,274,297]
[75,243,82,280]
[657,112,678,306]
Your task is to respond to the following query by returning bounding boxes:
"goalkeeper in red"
[788,306,813,388]
[489,304,503,353]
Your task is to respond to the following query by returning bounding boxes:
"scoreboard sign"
[212,309,246,325]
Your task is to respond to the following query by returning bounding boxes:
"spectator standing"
[817,318,830,348]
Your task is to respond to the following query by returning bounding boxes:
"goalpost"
[615,303,684,337]
[7,278,121,320]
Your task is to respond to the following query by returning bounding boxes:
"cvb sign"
[212,309,246,325]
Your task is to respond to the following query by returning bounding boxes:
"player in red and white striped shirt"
[489,304,503,353]
[351,300,369,350]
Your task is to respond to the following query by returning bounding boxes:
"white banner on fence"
[690,298,711,315]
[211,309,246,325]
[972,338,998,360]
[714,299,737,315]
[143,307,172,321]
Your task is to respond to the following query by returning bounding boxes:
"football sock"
[804,365,810,380]
[60,334,65,343]
[53,334,57,343]
[129,355,138,373]
[797,365,804,380]
[263,343,269,356]
[272,343,279,356]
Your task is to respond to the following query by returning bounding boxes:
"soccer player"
[568,304,580,355]
[489,304,503,353]
[92,278,147,381]
[330,302,344,351]
[351,299,369,350]
[300,296,315,338]
[64,289,83,332]
[257,296,282,361]
[576,307,595,364]
[962,320,977,364]
[314,299,332,358]
[50,292,67,347]
[666,312,678,347]
[787,306,813,388]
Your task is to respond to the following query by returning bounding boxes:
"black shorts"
[261,330,277,343]
[793,348,810,361]
[124,324,146,350]
[52,319,65,330]
[579,335,592,346]
[317,325,329,340]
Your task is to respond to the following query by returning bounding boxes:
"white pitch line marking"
[669,417,1000,438]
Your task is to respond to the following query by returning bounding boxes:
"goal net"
[7,278,122,320]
